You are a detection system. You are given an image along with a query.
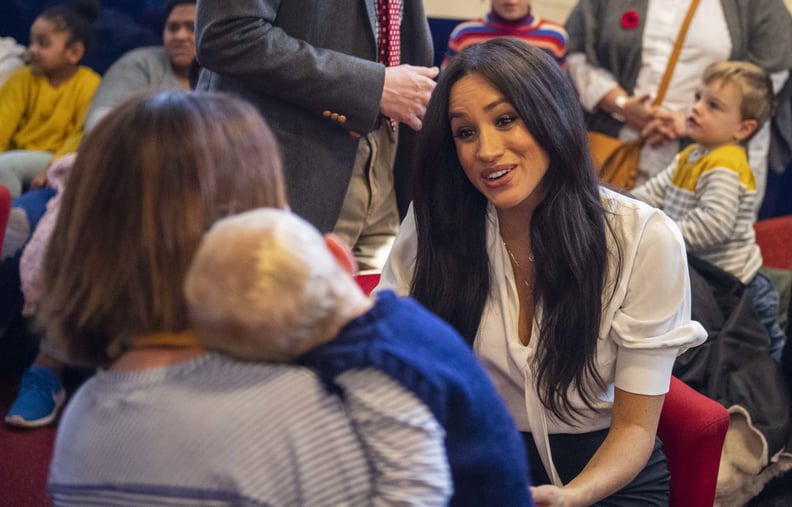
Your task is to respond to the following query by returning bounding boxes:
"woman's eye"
[454,128,475,139]
[496,115,516,128]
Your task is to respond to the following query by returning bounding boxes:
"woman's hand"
[538,389,665,506]
[530,484,585,507]
[641,108,687,147]
[598,88,653,131]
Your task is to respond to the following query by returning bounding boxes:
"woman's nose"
[477,129,504,161]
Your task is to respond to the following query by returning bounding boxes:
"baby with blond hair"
[185,208,534,507]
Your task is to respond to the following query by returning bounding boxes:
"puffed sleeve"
[376,204,418,296]
[610,209,707,395]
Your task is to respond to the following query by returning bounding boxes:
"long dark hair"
[410,38,618,423]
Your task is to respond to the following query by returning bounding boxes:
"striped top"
[632,144,762,283]
[442,12,568,68]
[335,368,451,505]
[49,353,441,506]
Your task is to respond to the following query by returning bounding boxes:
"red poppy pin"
[621,10,640,29]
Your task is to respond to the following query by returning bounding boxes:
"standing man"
[195,1,437,271]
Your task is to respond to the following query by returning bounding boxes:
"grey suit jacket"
[195,0,434,231]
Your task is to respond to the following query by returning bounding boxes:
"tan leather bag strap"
[653,0,701,105]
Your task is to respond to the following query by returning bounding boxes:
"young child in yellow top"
[633,61,786,362]
[0,0,100,197]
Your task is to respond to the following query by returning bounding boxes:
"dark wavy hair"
[410,38,619,424]
[39,0,99,54]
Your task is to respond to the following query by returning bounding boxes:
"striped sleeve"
[673,168,742,251]
[336,368,452,506]
[632,156,678,208]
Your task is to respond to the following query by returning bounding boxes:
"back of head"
[185,208,358,362]
[41,90,288,367]
[40,0,100,54]
[703,60,775,131]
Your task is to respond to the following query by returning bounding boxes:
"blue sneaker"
[5,365,65,428]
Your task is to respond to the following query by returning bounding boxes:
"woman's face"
[449,73,549,212]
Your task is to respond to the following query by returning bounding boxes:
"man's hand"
[381,65,439,131]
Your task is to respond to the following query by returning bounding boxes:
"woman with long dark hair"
[379,38,706,506]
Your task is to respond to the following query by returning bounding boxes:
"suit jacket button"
[337,115,347,124]
[322,110,332,117]
[330,112,339,121]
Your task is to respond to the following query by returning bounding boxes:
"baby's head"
[184,208,369,362]
[687,61,774,148]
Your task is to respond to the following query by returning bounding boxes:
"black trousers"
[522,429,670,506]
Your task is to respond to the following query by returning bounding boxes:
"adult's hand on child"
[620,94,653,132]
[641,108,686,147]
[599,89,653,132]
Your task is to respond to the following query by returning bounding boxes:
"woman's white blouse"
[377,188,706,434]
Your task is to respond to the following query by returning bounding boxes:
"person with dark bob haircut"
[377,38,707,506]
[43,91,380,506]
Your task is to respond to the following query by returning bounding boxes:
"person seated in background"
[565,0,792,205]
[45,90,383,506]
[2,155,73,429]
[1,0,101,429]
[184,207,533,507]
[633,61,786,362]
[83,0,196,131]
[0,0,100,198]
[4,0,196,429]
[378,38,707,506]
[442,0,567,69]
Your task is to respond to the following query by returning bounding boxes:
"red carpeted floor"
[0,375,57,507]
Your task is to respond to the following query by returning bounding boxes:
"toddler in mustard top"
[633,61,786,361]
[0,0,101,197]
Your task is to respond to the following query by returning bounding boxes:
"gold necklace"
[505,243,535,288]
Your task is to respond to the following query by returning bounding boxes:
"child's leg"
[746,272,787,362]
[0,151,53,197]
[1,187,57,259]
[5,347,66,428]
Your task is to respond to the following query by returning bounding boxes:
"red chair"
[0,185,11,254]
[754,215,792,270]
[659,376,729,507]
[354,272,730,507]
